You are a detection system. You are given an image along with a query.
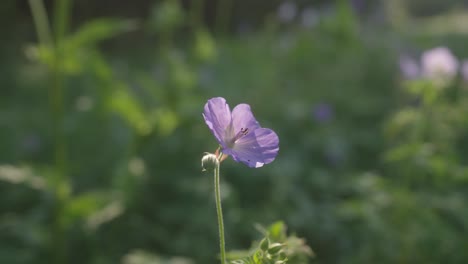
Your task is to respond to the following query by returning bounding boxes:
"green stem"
[30,1,72,263]
[214,156,226,264]
[52,0,71,177]
[51,0,72,263]
[29,0,53,47]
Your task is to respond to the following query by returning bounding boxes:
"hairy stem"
[214,156,226,264]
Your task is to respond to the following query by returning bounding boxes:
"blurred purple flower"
[421,46,459,84]
[277,1,297,23]
[203,97,279,168]
[313,103,334,122]
[399,55,420,79]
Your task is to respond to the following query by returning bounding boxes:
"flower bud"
[201,153,219,172]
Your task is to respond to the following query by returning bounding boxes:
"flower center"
[236,128,249,139]
[227,127,249,148]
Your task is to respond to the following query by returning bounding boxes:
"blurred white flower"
[421,47,459,85]
[277,1,297,23]
[399,55,420,79]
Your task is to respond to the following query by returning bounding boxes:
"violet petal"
[203,97,231,147]
[231,103,260,133]
[231,128,279,168]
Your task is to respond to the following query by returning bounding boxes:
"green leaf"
[109,88,152,135]
[0,165,46,190]
[253,250,263,264]
[67,18,137,49]
[268,221,286,241]
[260,238,270,252]
[63,191,119,227]
[267,243,283,255]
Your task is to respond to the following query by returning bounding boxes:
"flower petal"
[203,97,231,146]
[231,103,260,133]
[230,128,279,168]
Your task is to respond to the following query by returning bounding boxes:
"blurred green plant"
[122,250,193,264]
[227,221,313,264]
[4,0,468,264]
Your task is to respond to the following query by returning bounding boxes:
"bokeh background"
[2,0,468,263]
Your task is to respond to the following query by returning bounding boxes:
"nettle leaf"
[26,19,136,75]
[229,222,313,264]
[109,88,152,135]
[122,249,193,264]
[253,250,263,264]
[268,221,287,241]
[0,165,46,190]
[62,190,122,227]
[108,84,181,137]
[67,18,137,49]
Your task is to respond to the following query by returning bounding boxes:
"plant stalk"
[214,155,226,264]
[29,0,53,47]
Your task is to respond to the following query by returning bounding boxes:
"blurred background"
[2,0,468,263]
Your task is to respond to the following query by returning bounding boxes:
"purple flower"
[203,97,279,168]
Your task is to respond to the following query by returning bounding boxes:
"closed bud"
[201,153,219,172]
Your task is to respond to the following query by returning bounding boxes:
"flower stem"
[29,0,53,47]
[214,155,226,264]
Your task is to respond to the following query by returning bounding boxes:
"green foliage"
[121,250,193,264]
[3,0,468,264]
[228,222,313,264]
[148,0,185,34]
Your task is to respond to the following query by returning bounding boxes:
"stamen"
[232,127,249,143]
[226,127,251,148]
